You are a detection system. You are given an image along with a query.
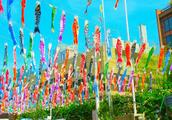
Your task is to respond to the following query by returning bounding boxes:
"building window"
[166,35,172,48]
[164,17,172,32]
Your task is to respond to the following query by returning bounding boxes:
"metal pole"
[124,0,137,116]
[124,0,130,42]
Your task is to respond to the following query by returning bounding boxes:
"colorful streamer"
[34,1,41,34]
[7,0,14,21]
[72,16,79,45]
[8,22,17,46]
[39,37,45,63]
[114,0,119,9]
[53,47,60,69]
[27,33,34,58]
[21,0,26,27]
[158,47,165,69]
[84,0,92,14]
[2,44,8,73]
[125,42,131,67]
[80,53,86,75]
[145,47,154,69]
[19,28,24,55]
[84,20,89,51]
[13,46,16,67]
[0,0,3,13]
[127,70,134,89]
[131,41,136,61]
[162,50,171,73]
[94,26,100,53]
[116,38,123,64]
[58,11,66,42]
[119,68,127,92]
[49,4,56,32]
[106,29,112,58]
[136,43,146,65]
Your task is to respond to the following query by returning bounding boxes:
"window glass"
[166,35,172,48]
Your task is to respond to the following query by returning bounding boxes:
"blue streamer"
[8,22,17,45]
[162,50,171,74]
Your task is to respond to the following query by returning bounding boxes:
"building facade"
[156,6,172,48]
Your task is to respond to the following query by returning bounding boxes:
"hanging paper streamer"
[119,68,127,92]
[53,47,60,68]
[64,48,69,67]
[5,70,9,85]
[48,43,52,68]
[2,44,8,73]
[31,52,36,71]
[8,22,17,46]
[145,47,154,69]
[136,43,146,65]
[21,0,26,27]
[162,50,171,73]
[0,0,3,13]
[27,33,34,58]
[127,70,134,89]
[7,0,14,20]
[13,46,16,67]
[88,56,93,78]
[125,42,131,67]
[84,0,92,14]
[158,47,165,69]
[97,59,101,80]
[34,1,41,34]
[103,62,109,81]
[114,0,119,9]
[19,28,24,55]
[106,29,112,59]
[49,4,56,32]
[39,37,45,63]
[84,20,89,51]
[131,42,136,61]
[94,26,100,53]
[116,38,123,64]
[169,64,172,75]
[58,11,66,42]
[72,16,79,45]
[80,53,86,75]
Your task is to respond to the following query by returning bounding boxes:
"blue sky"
[0,0,169,69]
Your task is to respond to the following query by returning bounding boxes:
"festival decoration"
[72,16,79,45]
[34,1,41,34]
[145,47,154,69]
[162,50,171,73]
[39,37,46,63]
[21,0,26,27]
[19,28,24,55]
[8,22,17,46]
[158,46,165,69]
[114,0,119,9]
[84,0,92,14]
[27,33,34,58]
[49,4,56,32]
[125,42,131,67]
[94,26,100,53]
[0,0,4,13]
[84,20,89,51]
[116,38,123,64]
[136,43,146,65]
[58,11,66,42]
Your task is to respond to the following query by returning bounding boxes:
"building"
[156,5,172,48]
[139,24,148,44]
